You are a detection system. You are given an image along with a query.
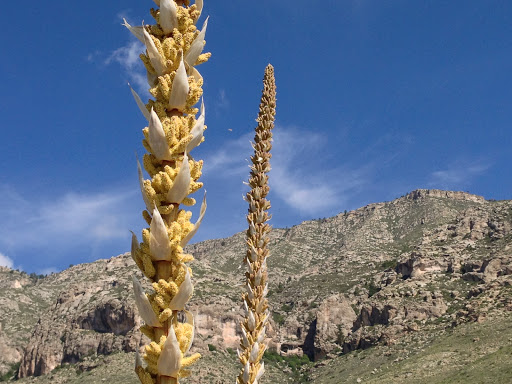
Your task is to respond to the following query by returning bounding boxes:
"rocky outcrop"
[397,251,449,278]
[16,256,146,378]
[303,295,357,360]
[18,286,143,377]
[343,290,447,353]
[0,322,22,375]
[462,256,512,283]
[406,189,485,203]
[193,307,240,350]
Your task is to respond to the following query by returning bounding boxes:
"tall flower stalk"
[125,1,210,383]
[238,64,276,384]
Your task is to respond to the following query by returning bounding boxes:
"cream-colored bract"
[123,19,145,44]
[181,191,207,247]
[159,0,178,34]
[157,325,182,377]
[184,310,195,354]
[149,207,173,261]
[137,158,152,211]
[195,0,203,21]
[148,108,173,161]
[130,231,141,264]
[129,84,150,121]
[166,152,191,204]
[168,58,189,111]
[187,98,205,152]
[142,24,167,75]
[169,267,194,310]
[184,17,209,67]
[132,276,162,327]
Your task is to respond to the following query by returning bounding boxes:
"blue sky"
[0,0,511,273]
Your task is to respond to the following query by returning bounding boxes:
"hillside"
[0,189,511,383]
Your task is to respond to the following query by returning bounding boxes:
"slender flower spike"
[237,64,276,384]
[126,1,210,383]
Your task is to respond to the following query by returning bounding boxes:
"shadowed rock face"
[13,256,146,378]
[2,189,511,379]
[77,300,136,335]
[18,283,143,377]
[305,295,357,361]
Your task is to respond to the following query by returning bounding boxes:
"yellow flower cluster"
[125,0,210,383]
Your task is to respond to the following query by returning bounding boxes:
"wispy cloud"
[105,39,147,92]
[0,184,141,266]
[87,16,148,95]
[428,159,491,189]
[0,252,14,268]
[202,126,375,217]
[214,89,230,116]
[105,40,143,70]
[271,127,371,215]
[202,132,253,177]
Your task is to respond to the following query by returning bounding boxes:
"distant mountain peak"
[405,188,485,203]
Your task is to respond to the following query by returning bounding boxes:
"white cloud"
[87,17,148,96]
[105,40,143,70]
[105,39,148,93]
[202,126,373,216]
[270,128,372,215]
[429,160,491,189]
[202,132,253,177]
[0,185,139,254]
[0,252,14,268]
[214,89,230,115]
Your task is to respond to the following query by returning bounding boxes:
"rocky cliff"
[0,189,511,383]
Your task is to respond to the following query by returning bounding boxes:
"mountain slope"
[0,189,511,383]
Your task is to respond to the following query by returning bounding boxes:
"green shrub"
[0,362,20,381]
[272,312,285,325]
[381,259,397,270]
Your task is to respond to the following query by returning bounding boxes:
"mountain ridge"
[1,188,511,383]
